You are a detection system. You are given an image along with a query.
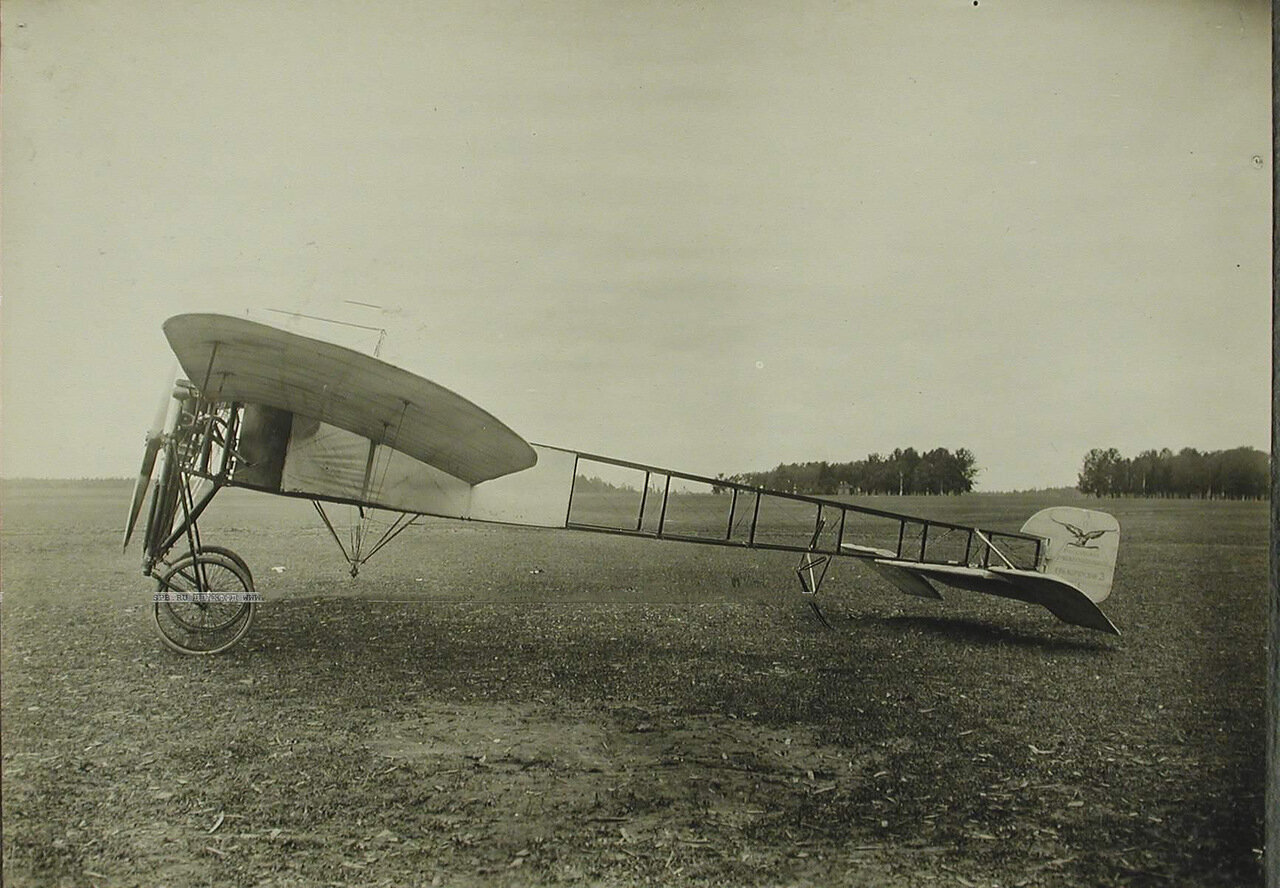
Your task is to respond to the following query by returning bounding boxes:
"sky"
[1,0,1271,490]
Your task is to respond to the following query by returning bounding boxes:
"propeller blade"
[122,435,162,550]
[123,367,180,551]
[147,387,170,437]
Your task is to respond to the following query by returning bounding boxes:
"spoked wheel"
[189,545,254,588]
[153,550,257,654]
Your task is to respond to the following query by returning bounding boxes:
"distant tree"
[1076,446,1267,499]
[724,447,981,496]
[912,450,941,495]
[573,475,633,493]
[892,447,920,494]
[1155,448,1175,493]
[1078,447,1122,496]
[915,447,973,495]
[865,453,893,494]
[1212,447,1269,499]
[1132,449,1160,496]
[1170,448,1206,498]
[951,447,980,493]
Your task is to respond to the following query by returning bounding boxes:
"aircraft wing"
[163,313,536,485]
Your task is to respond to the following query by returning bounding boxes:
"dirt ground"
[1,482,1268,886]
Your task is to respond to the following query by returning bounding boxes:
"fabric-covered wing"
[163,313,536,485]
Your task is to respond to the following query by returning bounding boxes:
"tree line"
[1077,447,1269,499]
[719,447,980,496]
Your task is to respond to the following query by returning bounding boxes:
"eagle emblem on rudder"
[1051,517,1114,549]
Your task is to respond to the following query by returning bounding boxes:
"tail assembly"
[1020,507,1120,603]
[846,506,1122,634]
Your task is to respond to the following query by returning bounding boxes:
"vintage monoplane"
[125,313,1122,654]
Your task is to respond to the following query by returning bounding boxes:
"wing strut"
[311,500,424,577]
[312,500,354,570]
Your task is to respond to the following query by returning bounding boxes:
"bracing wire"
[349,400,412,570]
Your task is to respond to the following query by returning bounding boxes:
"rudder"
[1020,507,1120,603]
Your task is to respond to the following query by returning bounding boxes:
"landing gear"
[153,549,258,655]
[796,518,835,630]
[134,388,261,655]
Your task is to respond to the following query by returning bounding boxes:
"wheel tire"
[153,550,257,655]
[191,545,255,587]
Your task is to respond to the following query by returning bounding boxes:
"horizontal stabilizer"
[842,544,942,599]
[870,561,944,600]
[988,567,1119,635]
[872,560,1119,635]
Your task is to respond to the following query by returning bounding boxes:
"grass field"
[1,480,1268,887]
